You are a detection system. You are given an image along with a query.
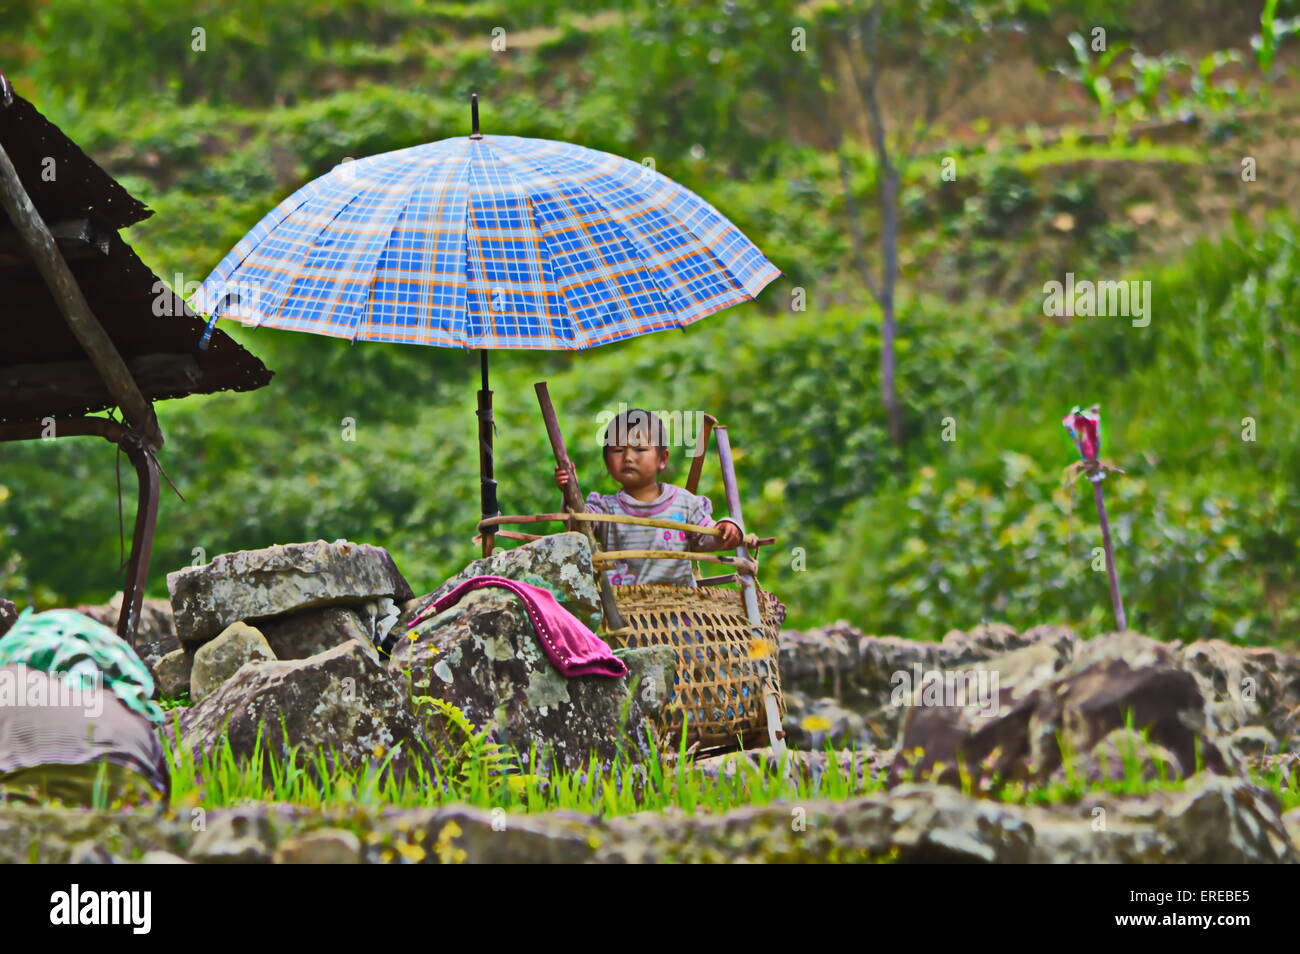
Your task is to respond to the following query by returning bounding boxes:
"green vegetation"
[1,0,1297,647]
[153,719,1298,816]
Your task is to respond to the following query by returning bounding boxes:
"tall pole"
[1092,479,1127,630]
[1063,405,1127,631]
[476,350,499,557]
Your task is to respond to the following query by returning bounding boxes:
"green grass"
[151,712,1299,818]
[160,718,881,816]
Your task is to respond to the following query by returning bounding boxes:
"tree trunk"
[879,164,902,445]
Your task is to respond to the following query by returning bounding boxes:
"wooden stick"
[684,413,717,495]
[1092,479,1128,630]
[592,550,757,574]
[534,381,626,631]
[0,140,162,450]
[476,511,773,546]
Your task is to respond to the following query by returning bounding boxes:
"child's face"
[604,426,667,490]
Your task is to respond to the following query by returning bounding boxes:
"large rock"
[1179,639,1300,751]
[190,622,276,702]
[889,632,1237,789]
[389,586,674,769]
[778,620,1076,750]
[153,648,193,699]
[257,605,380,663]
[273,828,363,864]
[167,539,413,647]
[391,533,603,650]
[177,641,428,777]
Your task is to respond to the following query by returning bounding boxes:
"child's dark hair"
[602,408,667,452]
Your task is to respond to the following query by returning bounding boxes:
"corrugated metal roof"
[0,79,272,424]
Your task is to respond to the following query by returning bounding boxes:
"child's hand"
[554,463,572,489]
[717,519,742,549]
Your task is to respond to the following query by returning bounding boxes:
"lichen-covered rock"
[190,622,276,702]
[0,769,1292,863]
[167,539,413,647]
[782,692,869,749]
[1226,725,1279,762]
[189,809,273,864]
[1046,727,1182,786]
[392,533,603,649]
[778,621,1076,750]
[153,648,192,699]
[177,641,428,777]
[389,586,674,769]
[416,807,601,864]
[257,605,379,663]
[890,632,1237,789]
[273,828,362,864]
[1179,639,1300,750]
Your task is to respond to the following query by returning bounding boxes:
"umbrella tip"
[470,92,482,140]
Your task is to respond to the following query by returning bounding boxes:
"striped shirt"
[584,483,720,586]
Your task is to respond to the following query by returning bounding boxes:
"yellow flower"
[434,821,468,864]
[372,744,385,758]
[801,714,832,733]
[748,638,773,659]
[396,841,426,863]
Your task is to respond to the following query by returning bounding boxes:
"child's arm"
[685,493,742,552]
[555,465,609,548]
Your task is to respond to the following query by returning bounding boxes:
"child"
[555,408,742,587]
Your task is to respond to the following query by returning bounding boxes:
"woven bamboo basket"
[608,582,786,753]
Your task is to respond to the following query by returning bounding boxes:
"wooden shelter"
[0,74,272,644]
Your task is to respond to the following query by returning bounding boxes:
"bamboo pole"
[534,381,627,631]
[592,550,758,574]
[713,425,786,758]
[476,510,773,546]
[684,413,716,495]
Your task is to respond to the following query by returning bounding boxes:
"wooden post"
[713,425,786,759]
[534,382,626,632]
[1092,479,1127,630]
[0,140,162,451]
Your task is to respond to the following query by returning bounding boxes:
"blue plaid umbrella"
[194,96,779,551]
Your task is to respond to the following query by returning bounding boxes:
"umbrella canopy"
[193,102,780,627]
[194,134,779,347]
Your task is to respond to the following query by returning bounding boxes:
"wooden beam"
[0,140,162,449]
[1,353,203,407]
[0,216,110,268]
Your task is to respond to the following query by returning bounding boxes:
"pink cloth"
[407,575,628,678]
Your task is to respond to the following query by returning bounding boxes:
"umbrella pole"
[477,350,499,557]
